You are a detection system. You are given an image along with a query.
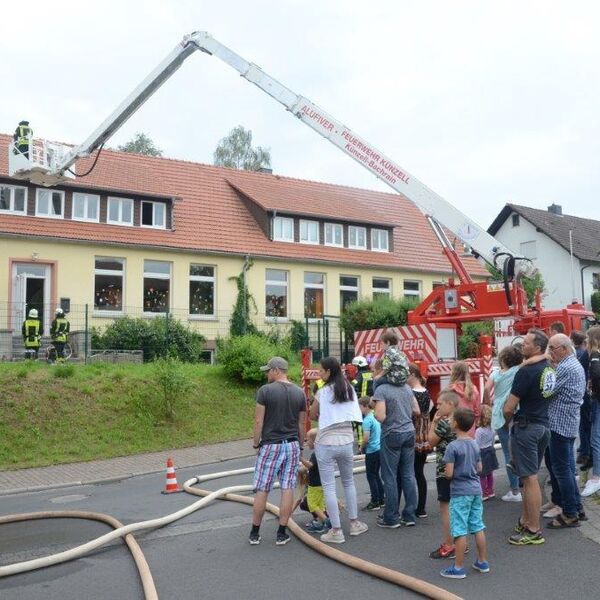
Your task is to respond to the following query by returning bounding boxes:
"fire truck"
[8,31,593,394]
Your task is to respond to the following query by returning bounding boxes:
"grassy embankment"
[0,361,301,471]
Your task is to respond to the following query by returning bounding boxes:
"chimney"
[547,203,562,215]
[258,167,273,174]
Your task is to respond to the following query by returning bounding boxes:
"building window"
[35,189,64,218]
[273,216,294,242]
[324,223,343,247]
[72,192,100,222]
[0,184,27,214]
[266,269,288,318]
[371,228,389,252]
[340,276,359,311]
[520,240,537,260]
[141,201,166,229]
[372,277,391,299]
[404,280,421,301]
[512,214,520,227]
[107,197,134,226]
[189,265,215,316]
[94,257,124,312]
[348,226,367,250]
[299,220,319,244]
[144,260,171,313]
[304,272,325,318]
[593,273,600,291]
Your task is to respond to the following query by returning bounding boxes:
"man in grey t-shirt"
[374,382,420,527]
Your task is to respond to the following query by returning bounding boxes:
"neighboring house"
[0,133,487,357]
[488,203,600,310]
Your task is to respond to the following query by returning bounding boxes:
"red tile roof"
[0,133,487,276]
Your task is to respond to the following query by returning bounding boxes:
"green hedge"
[339,297,418,338]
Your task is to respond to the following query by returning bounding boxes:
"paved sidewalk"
[0,439,255,496]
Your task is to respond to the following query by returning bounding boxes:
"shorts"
[307,485,326,513]
[436,477,451,503]
[511,423,550,478]
[449,495,485,538]
[253,441,301,492]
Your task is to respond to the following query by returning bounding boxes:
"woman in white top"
[309,356,368,543]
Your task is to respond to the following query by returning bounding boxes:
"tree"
[213,125,271,171]
[118,133,163,157]
[486,263,545,306]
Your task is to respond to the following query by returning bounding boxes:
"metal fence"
[0,301,352,362]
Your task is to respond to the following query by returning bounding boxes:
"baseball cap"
[260,357,289,372]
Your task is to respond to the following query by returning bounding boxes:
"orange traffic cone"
[161,457,183,494]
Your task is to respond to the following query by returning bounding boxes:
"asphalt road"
[0,456,597,599]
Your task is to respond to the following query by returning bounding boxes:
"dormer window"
[273,216,294,242]
[141,201,166,229]
[36,189,64,219]
[107,197,133,226]
[371,228,389,252]
[324,223,343,247]
[299,219,319,244]
[348,226,367,250]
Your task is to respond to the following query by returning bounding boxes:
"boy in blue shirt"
[359,396,384,510]
[441,407,490,579]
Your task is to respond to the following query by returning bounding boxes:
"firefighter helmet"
[351,356,368,368]
[28,308,38,318]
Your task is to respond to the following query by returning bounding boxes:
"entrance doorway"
[12,263,51,335]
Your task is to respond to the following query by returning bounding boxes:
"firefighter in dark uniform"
[22,308,41,359]
[351,356,373,451]
[13,120,33,158]
[50,308,70,363]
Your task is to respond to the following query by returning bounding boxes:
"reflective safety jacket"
[14,124,32,147]
[51,317,70,343]
[352,369,373,398]
[22,319,41,348]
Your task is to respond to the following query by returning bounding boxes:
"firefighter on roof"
[13,120,32,158]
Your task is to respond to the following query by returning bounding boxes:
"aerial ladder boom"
[11,30,532,284]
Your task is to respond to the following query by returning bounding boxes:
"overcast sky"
[3,1,599,231]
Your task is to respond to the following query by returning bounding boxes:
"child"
[441,407,489,579]
[428,389,460,559]
[359,396,384,510]
[408,363,433,518]
[299,429,330,533]
[374,329,409,388]
[449,361,480,438]
[476,405,499,500]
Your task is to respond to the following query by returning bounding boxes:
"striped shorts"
[253,441,301,492]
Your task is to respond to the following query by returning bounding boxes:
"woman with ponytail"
[449,361,481,438]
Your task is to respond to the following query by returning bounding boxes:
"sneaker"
[482,494,495,501]
[543,506,562,519]
[363,501,380,511]
[440,566,467,579]
[540,501,556,512]
[305,519,321,529]
[514,518,525,534]
[276,532,291,545]
[579,511,588,522]
[582,478,600,497]
[430,544,456,559]
[501,491,522,502]
[350,521,369,536]
[400,519,416,527]
[416,511,428,518]
[377,500,386,508]
[248,531,261,545]
[508,529,545,546]
[324,518,332,529]
[320,528,345,544]
[472,560,490,573]
[305,521,325,533]
[376,517,401,529]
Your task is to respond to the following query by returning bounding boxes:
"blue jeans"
[578,394,592,459]
[380,431,417,524]
[496,426,520,491]
[591,399,600,477]
[548,431,581,516]
[365,450,384,504]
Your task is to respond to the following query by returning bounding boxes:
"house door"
[12,263,51,335]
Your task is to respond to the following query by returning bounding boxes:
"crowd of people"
[248,324,600,580]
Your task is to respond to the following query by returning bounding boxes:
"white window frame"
[107,196,134,226]
[348,225,367,250]
[189,264,216,319]
[143,260,172,314]
[324,222,344,247]
[93,257,125,314]
[141,200,166,229]
[371,228,389,252]
[273,216,294,242]
[0,184,27,215]
[403,280,422,300]
[304,272,326,320]
[265,268,289,320]
[72,192,100,223]
[35,189,64,219]
[372,277,392,298]
[299,219,319,245]
[340,275,359,311]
